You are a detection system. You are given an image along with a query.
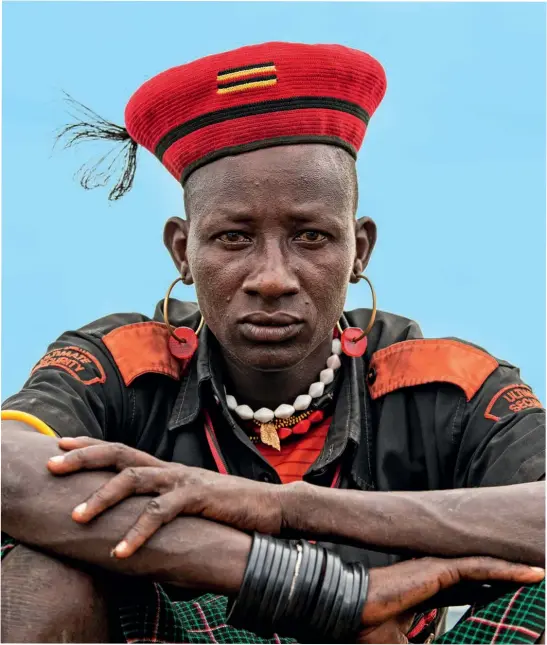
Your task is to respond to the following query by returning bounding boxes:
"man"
[2,42,545,643]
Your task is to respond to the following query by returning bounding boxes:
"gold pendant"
[260,423,281,451]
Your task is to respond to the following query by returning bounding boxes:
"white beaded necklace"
[225,339,342,424]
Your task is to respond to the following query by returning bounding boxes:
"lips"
[239,312,303,325]
[238,312,305,342]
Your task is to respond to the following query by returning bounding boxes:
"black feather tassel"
[55,92,138,201]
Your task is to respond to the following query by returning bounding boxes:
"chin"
[233,344,307,372]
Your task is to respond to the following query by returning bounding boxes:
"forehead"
[184,144,356,217]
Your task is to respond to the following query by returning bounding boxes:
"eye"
[217,231,252,244]
[294,230,329,243]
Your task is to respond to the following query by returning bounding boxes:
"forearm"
[282,481,545,565]
[2,425,250,593]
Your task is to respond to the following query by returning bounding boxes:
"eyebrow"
[212,202,341,217]
[197,200,349,230]
[207,210,256,224]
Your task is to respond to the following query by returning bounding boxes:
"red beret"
[124,42,387,184]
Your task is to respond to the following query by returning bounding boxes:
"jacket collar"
[161,301,423,489]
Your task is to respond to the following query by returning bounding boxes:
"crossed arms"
[2,423,544,630]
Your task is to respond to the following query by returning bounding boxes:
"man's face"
[171,144,371,371]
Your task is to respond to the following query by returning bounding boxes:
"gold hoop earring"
[336,274,377,357]
[163,276,205,360]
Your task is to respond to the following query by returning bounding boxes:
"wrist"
[277,480,314,536]
[228,533,369,643]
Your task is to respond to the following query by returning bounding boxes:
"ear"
[351,216,377,283]
[163,217,194,285]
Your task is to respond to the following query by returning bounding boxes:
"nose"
[242,242,299,300]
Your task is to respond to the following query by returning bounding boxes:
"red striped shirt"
[255,416,332,484]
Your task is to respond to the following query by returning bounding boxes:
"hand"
[360,556,544,627]
[357,612,415,644]
[47,437,284,557]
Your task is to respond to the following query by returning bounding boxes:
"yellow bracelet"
[1,410,57,437]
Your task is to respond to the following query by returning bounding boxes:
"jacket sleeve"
[453,360,545,487]
[2,330,128,440]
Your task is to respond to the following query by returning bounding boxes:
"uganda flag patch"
[217,62,277,95]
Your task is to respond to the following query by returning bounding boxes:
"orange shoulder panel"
[102,321,181,386]
[368,339,498,401]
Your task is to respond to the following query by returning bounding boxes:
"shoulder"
[75,300,200,340]
[345,308,424,350]
[368,336,500,402]
[78,312,153,336]
[346,307,509,401]
[367,329,542,420]
[45,302,200,388]
[74,312,174,386]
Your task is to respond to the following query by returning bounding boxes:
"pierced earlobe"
[163,276,204,361]
[337,274,377,358]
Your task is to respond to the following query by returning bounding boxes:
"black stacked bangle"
[227,533,370,643]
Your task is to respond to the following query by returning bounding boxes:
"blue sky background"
[3,1,545,399]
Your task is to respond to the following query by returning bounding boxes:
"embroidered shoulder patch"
[368,339,498,401]
[484,384,543,421]
[102,321,181,386]
[31,346,106,386]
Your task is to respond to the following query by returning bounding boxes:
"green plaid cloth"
[2,535,544,643]
[118,584,293,644]
[436,580,545,644]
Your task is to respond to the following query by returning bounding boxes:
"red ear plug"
[168,327,199,360]
[341,327,368,357]
[163,277,205,361]
[338,274,376,357]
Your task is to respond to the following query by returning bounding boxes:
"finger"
[414,580,520,613]
[58,436,107,451]
[358,622,410,644]
[362,557,544,626]
[113,491,183,558]
[414,558,546,613]
[48,443,162,475]
[72,467,173,523]
[448,556,545,587]
[393,610,417,634]
[358,610,415,644]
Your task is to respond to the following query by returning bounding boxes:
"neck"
[221,337,332,410]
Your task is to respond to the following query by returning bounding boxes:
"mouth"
[237,312,305,343]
